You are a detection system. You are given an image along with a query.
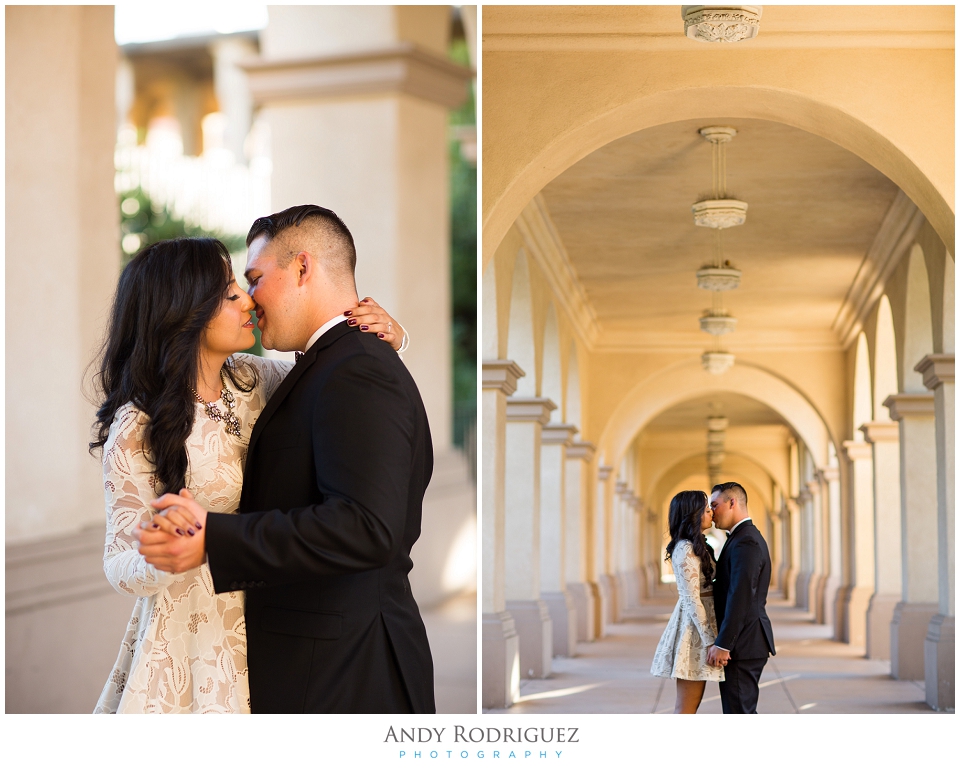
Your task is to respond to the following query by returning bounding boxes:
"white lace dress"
[94,354,291,714]
[650,540,724,682]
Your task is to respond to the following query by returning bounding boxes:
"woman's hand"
[345,297,405,352]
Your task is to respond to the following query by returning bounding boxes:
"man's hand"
[706,645,731,668]
[133,489,208,574]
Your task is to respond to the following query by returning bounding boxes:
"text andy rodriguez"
[385,727,580,744]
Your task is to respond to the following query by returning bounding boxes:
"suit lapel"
[718,519,753,566]
[246,321,354,460]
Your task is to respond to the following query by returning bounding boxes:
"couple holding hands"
[651,482,777,714]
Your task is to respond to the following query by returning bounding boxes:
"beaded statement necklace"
[191,370,242,437]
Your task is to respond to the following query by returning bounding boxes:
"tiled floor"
[484,591,937,714]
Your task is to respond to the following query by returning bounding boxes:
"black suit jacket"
[205,322,435,713]
[713,520,776,660]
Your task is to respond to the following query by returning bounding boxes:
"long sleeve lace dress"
[94,354,292,713]
[650,539,724,682]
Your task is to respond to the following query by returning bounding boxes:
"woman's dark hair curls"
[90,238,254,495]
[664,489,715,583]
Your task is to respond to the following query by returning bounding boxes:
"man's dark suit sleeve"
[205,353,415,590]
[715,538,762,652]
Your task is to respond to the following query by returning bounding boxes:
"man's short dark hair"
[246,204,356,272]
[712,481,748,508]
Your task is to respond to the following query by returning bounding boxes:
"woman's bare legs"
[674,679,706,713]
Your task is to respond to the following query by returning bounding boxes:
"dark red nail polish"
[187,528,196,536]
[348,318,357,326]
[344,310,352,316]
[195,522,202,530]
[152,523,160,529]
[176,528,184,536]
[378,332,385,339]
[360,324,369,331]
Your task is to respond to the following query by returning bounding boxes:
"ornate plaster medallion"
[682,6,763,43]
[702,351,735,375]
[692,198,748,228]
[700,312,738,336]
[696,266,742,291]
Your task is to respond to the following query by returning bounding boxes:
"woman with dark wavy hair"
[650,489,723,713]
[90,237,403,713]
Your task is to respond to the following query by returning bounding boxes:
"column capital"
[816,466,840,484]
[597,465,613,481]
[506,397,556,425]
[842,439,873,461]
[615,481,628,495]
[242,43,474,109]
[795,489,813,505]
[859,420,900,444]
[482,360,526,395]
[915,353,954,390]
[805,479,821,496]
[883,392,935,420]
[566,441,596,463]
[541,422,577,446]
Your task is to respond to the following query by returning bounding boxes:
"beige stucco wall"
[482,6,955,264]
[6,5,119,543]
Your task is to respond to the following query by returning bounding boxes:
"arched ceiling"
[539,117,901,349]
[644,392,789,431]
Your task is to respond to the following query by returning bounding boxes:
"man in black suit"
[138,204,435,713]
[706,481,776,714]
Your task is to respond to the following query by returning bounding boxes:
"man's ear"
[294,251,311,287]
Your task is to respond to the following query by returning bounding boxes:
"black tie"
[295,351,304,363]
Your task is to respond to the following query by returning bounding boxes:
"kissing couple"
[650,482,777,713]
[93,204,435,714]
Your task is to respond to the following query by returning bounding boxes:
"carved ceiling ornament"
[702,351,735,375]
[682,6,763,44]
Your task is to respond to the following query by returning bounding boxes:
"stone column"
[481,361,524,708]
[614,481,631,619]
[839,440,876,647]
[247,6,472,452]
[817,467,843,628]
[209,35,258,163]
[539,423,577,658]
[785,498,801,602]
[795,488,814,610]
[505,397,556,679]
[860,421,902,660]
[566,441,597,642]
[595,465,615,635]
[805,481,825,619]
[883,393,938,680]
[915,354,955,710]
[6,6,126,714]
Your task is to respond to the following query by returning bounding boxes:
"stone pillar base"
[839,585,873,647]
[541,590,577,658]
[832,585,849,642]
[482,611,520,709]
[566,582,595,642]
[924,614,955,711]
[506,599,553,679]
[777,562,790,597]
[819,575,842,627]
[866,592,899,659]
[615,572,629,618]
[784,566,799,603]
[890,602,938,680]
[587,581,603,640]
[637,566,648,601]
[807,573,823,620]
[795,571,812,610]
[599,573,618,625]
